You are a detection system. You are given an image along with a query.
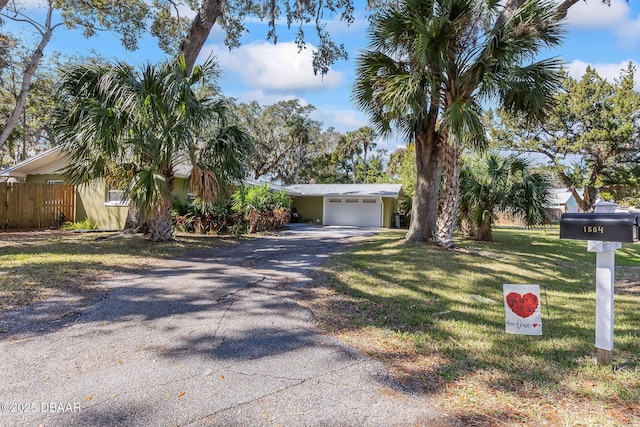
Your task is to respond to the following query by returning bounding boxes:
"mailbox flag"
[503,284,542,335]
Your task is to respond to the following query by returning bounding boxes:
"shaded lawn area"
[309,227,640,426]
[0,230,234,314]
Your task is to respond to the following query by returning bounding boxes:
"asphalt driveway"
[0,225,449,426]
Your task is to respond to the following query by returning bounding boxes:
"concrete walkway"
[0,225,448,426]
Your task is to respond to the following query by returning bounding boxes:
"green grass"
[313,227,640,426]
[0,230,233,313]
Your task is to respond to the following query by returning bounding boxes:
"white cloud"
[310,109,367,133]
[565,59,640,90]
[565,0,640,49]
[175,4,198,21]
[234,90,304,106]
[565,0,629,29]
[201,41,345,92]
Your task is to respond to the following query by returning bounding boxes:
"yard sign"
[503,284,542,336]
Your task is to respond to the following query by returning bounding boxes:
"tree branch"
[0,3,57,148]
[179,0,224,73]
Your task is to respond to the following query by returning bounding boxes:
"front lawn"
[310,227,640,426]
[0,231,231,314]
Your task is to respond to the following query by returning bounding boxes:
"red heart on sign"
[506,292,539,318]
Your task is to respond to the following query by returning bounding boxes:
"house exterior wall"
[26,174,128,229]
[25,175,193,230]
[566,196,579,213]
[76,181,129,230]
[291,196,323,225]
[172,178,190,204]
[382,197,398,228]
[25,174,66,185]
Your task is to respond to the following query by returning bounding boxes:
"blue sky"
[6,0,640,153]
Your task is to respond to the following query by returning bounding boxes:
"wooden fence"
[0,182,75,229]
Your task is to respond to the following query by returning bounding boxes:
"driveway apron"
[0,226,446,426]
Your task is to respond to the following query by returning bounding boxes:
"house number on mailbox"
[583,226,604,233]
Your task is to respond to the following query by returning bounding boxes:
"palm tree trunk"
[148,195,174,241]
[123,202,147,232]
[351,154,357,184]
[180,0,224,73]
[435,138,460,248]
[294,141,301,184]
[406,123,442,244]
[460,216,476,238]
[476,212,493,241]
[147,171,175,241]
[363,145,368,183]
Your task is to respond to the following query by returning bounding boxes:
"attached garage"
[286,183,403,228]
[323,197,382,227]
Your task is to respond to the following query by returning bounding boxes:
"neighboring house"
[0,146,191,230]
[285,183,403,228]
[547,188,584,218]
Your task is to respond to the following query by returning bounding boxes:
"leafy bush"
[172,214,195,232]
[232,184,292,233]
[172,184,292,235]
[272,207,291,227]
[232,184,290,214]
[171,197,244,234]
[61,219,98,231]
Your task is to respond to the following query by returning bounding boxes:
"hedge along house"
[0,146,192,230]
[285,183,403,228]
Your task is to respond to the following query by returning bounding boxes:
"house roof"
[548,188,583,207]
[0,146,193,180]
[244,178,291,193]
[285,183,402,197]
[0,146,68,179]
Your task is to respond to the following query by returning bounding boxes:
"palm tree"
[338,131,362,184]
[353,0,564,247]
[460,151,552,241]
[54,55,251,241]
[351,126,377,183]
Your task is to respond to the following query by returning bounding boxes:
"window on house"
[345,199,359,203]
[329,198,342,203]
[362,198,377,204]
[47,179,64,185]
[105,187,127,206]
[107,189,124,203]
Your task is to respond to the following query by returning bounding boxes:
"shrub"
[60,219,98,231]
[272,207,291,229]
[171,196,248,235]
[172,184,292,235]
[173,214,195,232]
[231,184,292,233]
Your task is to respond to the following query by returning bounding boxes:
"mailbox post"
[590,202,620,367]
[559,202,639,366]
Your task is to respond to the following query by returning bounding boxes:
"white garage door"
[323,197,382,227]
